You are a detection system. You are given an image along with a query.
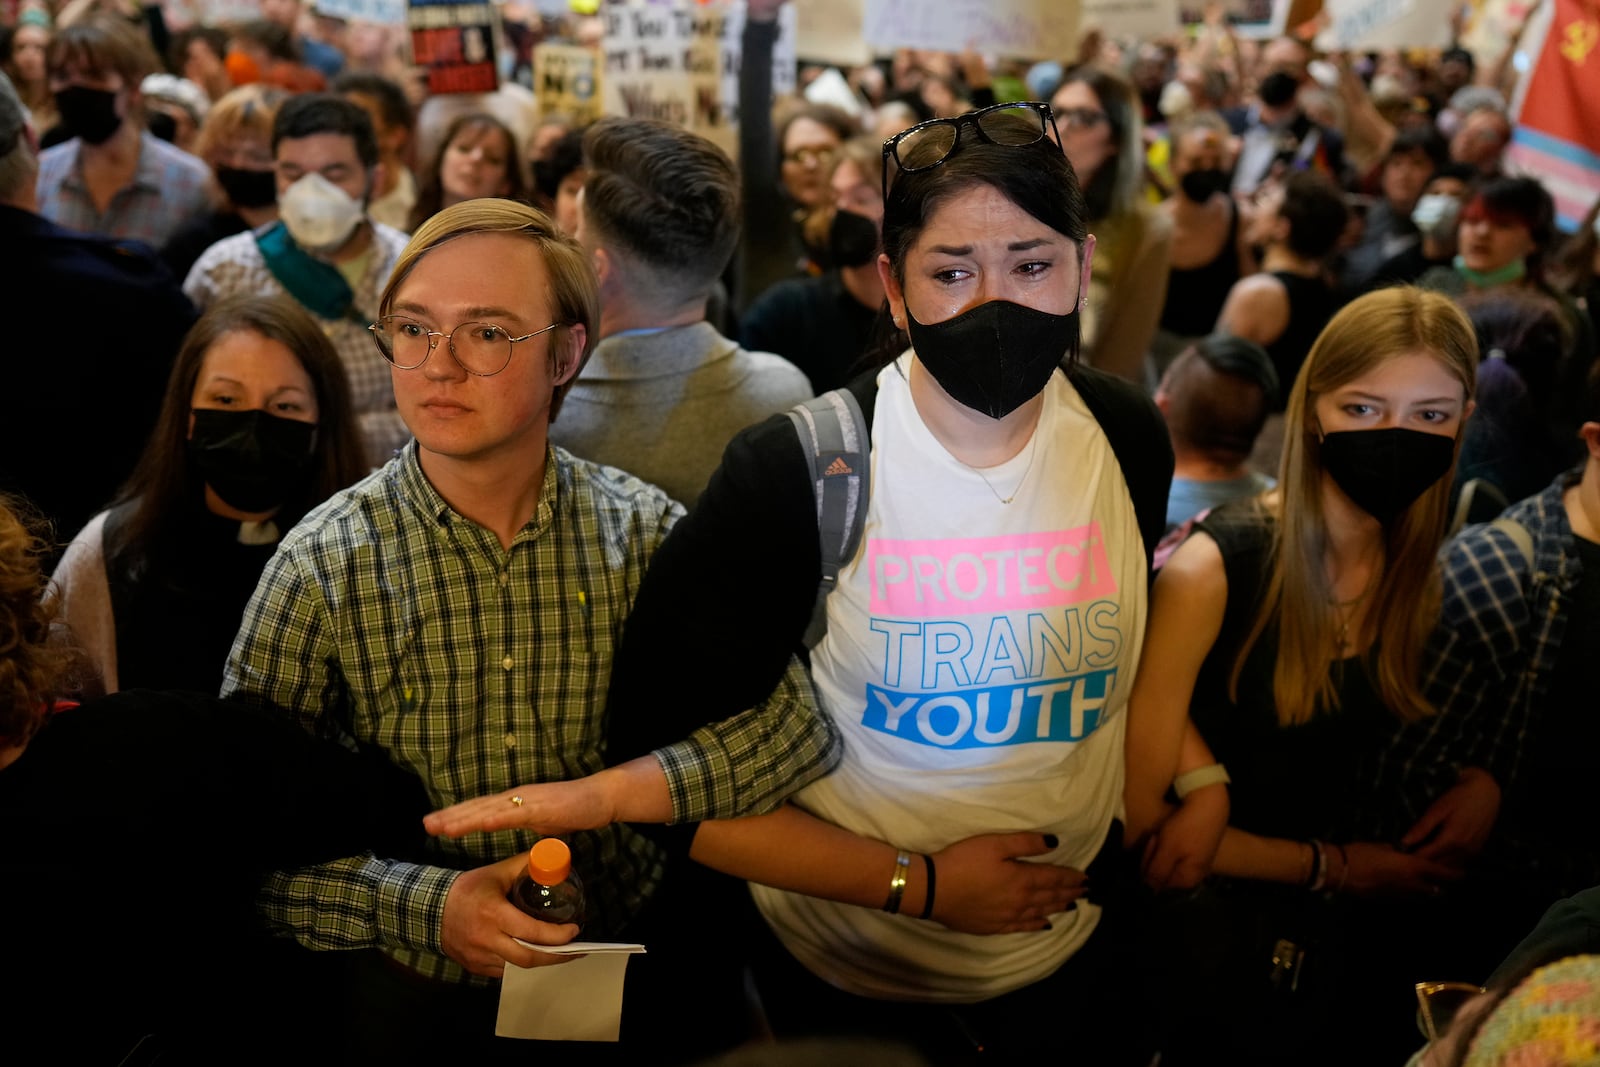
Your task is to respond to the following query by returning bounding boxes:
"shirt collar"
[587,321,734,380]
[395,438,563,543]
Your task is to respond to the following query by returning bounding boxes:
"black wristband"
[920,853,937,920]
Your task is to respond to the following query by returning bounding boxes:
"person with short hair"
[336,69,416,231]
[1217,169,1349,411]
[183,92,410,467]
[0,70,196,552]
[1449,104,1511,178]
[222,198,840,1060]
[35,13,210,249]
[1155,334,1279,530]
[553,116,813,507]
[1340,124,1449,293]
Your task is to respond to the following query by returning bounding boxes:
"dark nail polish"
[1043,834,1059,849]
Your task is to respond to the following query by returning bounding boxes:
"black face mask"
[828,209,879,268]
[1258,71,1301,109]
[1320,428,1455,525]
[1180,168,1230,203]
[215,165,279,209]
[54,85,123,145]
[187,408,317,514]
[906,300,1080,419]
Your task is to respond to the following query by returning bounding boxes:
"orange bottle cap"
[528,838,572,885]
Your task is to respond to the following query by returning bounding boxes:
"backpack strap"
[1490,516,1534,572]
[787,389,871,649]
[1067,364,1176,570]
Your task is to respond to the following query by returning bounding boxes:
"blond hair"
[381,199,600,421]
[1232,287,1478,725]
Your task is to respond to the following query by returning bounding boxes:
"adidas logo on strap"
[823,456,854,477]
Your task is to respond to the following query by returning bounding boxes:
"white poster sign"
[1083,0,1183,40]
[314,0,408,23]
[599,1,796,159]
[795,0,871,66]
[1315,0,1454,49]
[862,0,1079,61]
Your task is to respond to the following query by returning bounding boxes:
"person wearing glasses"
[48,295,367,697]
[184,92,412,468]
[220,198,841,1061]
[1048,65,1173,384]
[428,102,1173,1063]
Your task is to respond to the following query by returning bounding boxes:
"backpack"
[787,366,1173,648]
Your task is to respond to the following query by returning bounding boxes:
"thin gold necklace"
[965,431,1040,505]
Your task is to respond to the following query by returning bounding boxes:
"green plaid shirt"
[222,442,839,983]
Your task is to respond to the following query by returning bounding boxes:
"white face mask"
[278,172,364,254]
[1412,193,1462,238]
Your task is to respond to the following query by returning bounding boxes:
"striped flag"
[1505,0,1600,230]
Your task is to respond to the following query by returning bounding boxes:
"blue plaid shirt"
[36,131,211,251]
[1364,469,1584,841]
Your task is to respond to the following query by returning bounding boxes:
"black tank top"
[1159,200,1242,338]
[1264,271,1339,410]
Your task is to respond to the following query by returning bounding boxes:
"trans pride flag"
[1506,0,1600,230]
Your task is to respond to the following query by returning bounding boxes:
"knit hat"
[1464,954,1600,1066]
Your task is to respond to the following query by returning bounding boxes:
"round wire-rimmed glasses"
[880,100,1062,201]
[1415,980,1487,1045]
[368,316,562,377]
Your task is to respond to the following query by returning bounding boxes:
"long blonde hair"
[1231,287,1478,725]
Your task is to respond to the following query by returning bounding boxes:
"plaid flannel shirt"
[221,443,840,983]
[1363,469,1583,841]
[36,131,210,250]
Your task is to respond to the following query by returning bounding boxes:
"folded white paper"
[495,941,646,1042]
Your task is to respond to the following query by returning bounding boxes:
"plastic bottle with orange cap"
[508,838,587,927]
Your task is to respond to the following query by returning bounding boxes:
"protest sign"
[1083,0,1183,40]
[316,0,408,24]
[409,0,500,94]
[599,1,796,159]
[1315,0,1453,49]
[1505,0,1600,230]
[534,43,604,124]
[795,0,871,66]
[1178,0,1289,37]
[861,0,1078,60]
[1461,0,1540,74]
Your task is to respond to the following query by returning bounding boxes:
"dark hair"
[1279,170,1349,260]
[775,102,857,169]
[532,124,585,202]
[581,115,740,298]
[47,13,159,85]
[1161,334,1278,463]
[879,107,1087,364]
[410,111,525,230]
[1054,64,1141,221]
[1387,123,1448,170]
[334,70,414,133]
[1474,175,1557,276]
[111,296,369,575]
[168,25,227,74]
[230,19,300,63]
[1441,45,1476,72]
[1428,161,1480,187]
[271,92,377,168]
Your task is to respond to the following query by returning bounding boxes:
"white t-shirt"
[752,355,1149,1002]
